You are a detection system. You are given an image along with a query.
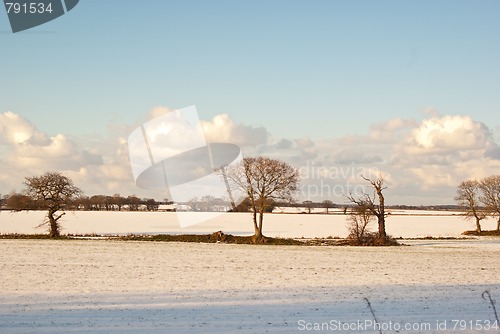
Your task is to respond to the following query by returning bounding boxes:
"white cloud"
[388,115,500,191]
[201,113,268,147]
[0,111,49,145]
[2,108,499,205]
[369,117,417,143]
[401,115,492,155]
[147,106,174,120]
[282,113,499,204]
[0,112,102,173]
[0,111,103,193]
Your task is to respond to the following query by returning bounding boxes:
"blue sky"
[1,0,500,204]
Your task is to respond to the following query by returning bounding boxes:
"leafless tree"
[347,205,375,245]
[455,179,487,233]
[143,198,159,211]
[127,195,141,211]
[5,193,37,210]
[90,195,106,210]
[322,200,334,214]
[303,200,313,214]
[479,175,500,231]
[347,175,389,242]
[225,157,300,242]
[74,195,91,211]
[113,194,126,211]
[24,172,81,238]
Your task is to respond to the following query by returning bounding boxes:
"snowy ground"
[0,210,498,238]
[1,212,499,333]
[0,239,499,333]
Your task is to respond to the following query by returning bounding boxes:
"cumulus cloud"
[0,111,49,145]
[2,108,499,205]
[401,115,493,155]
[0,109,270,198]
[201,113,268,147]
[369,117,417,143]
[388,114,500,196]
[0,111,104,193]
[287,113,500,203]
[0,112,102,171]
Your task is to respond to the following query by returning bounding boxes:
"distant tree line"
[2,192,169,212]
[187,195,231,212]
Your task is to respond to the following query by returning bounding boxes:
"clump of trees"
[347,175,396,246]
[346,205,377,245]
[455,175,500,233]
[225,156,300,243]
[188,195,231,212]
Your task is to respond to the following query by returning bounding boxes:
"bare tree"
[347,175,389,242]
[479,175,500,231]
[24,172,81,238]
[225,157,300,242]
[127,195,141,211]
[455,179,486,233]
[322,200,334,214]
[113,193,126,211]
[5,193,37,210]
[143,198,159,211]
[303,200,313,214]
[347,205,375,245]
[90,195,106,210]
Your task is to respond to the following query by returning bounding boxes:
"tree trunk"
[497,217,500,231]
[253,224,263,242]
[258,209,264,234]
[252,210,258,234]
[377,187,387,241]
[377,214,386,240]
[476,217,482,233]
[48,209,60,238]
[253,209,265,243]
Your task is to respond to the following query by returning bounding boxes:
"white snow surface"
[0,210,498,238]
[0,211,499,333]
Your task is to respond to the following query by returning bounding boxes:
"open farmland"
[1,211,499,333]
[0,210,498,238]
[0,239,499,333]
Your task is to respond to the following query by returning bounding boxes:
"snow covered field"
[0,210,498,238]
[0,239,499,333]
[1,211,499,333]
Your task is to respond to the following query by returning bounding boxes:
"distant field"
[0,210,498,238]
